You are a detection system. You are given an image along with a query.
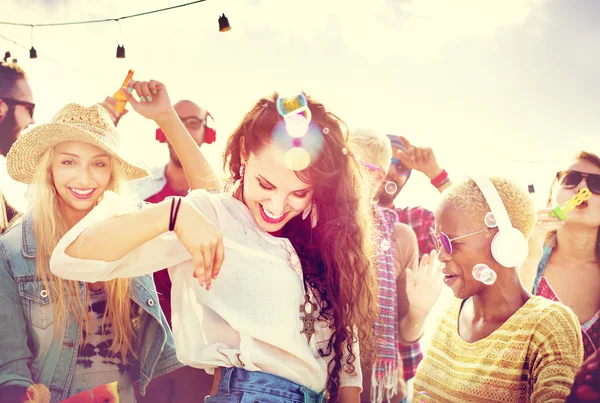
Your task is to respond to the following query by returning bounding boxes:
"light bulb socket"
[30,47,37,59]
[116,44,126,59]
[218,14,231,32]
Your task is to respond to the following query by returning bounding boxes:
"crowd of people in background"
[0,60,598,403]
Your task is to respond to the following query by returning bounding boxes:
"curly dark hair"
[0,61,27,96]
[223,93,380,397]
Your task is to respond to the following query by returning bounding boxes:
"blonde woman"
[0,104,182,403]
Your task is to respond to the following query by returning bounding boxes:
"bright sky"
[1,0,599,212]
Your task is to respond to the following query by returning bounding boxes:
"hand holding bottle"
[121,79,175,125]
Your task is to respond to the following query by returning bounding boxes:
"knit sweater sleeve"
[530,305,584,402]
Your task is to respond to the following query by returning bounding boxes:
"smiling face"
[241,141,314,233]
[434,202,498,299]
[52,141,113,222]
[550,158,600,228]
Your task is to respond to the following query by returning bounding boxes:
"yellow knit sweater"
[414,296,583,402]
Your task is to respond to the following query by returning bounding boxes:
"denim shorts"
[204,367,326,403]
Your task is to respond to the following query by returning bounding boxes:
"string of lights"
[0,1,231,59]
[0,32,110,84]
[0,0,211,27]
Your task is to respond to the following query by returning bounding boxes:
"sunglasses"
[2,98,35,119]
[430,227,490,255]
[390,143,412,176]
[557,170,600,195]
[179,115,205,130]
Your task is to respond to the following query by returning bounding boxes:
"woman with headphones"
[414,176,583,402]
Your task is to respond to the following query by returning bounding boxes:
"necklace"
[299,279,318,344]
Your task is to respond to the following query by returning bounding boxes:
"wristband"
[430,169,448,187]
[169,197,182,231]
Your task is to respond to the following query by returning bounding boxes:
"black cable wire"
[0,32,110,84]
[0,0,208,27]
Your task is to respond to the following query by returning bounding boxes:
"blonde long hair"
[31,146,137,361]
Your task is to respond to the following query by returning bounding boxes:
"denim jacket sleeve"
[0,240,34,396]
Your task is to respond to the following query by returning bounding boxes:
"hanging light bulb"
[29,27,37,59]
[218,14,231,32]
[116,44,126,59]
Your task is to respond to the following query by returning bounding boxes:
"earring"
[301,202,318,228]
[239,164,245,179]
[302,202,312,221]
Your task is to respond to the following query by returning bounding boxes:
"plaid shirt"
[396,206,436,259]
[400,344,423,381]
[394,206,436,380]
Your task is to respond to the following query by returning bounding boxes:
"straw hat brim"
[6,122,149,184]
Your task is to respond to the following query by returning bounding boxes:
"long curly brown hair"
[223,93,379,397]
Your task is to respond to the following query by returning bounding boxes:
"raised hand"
[121,79,175,124]
[528,208,564,255]
[405,249,444,317]
[19,383,50,403]
[394,136,443,179]
[175,199,225,290]
[99,96,129,126]
[567,349,600,402]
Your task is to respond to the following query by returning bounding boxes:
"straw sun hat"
[6,103,149,184]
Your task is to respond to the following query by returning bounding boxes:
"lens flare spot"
[285,114,310,138]
[384,181,398,194]
[472,263,497,285]
[284,148,311,171]
[484,212,497,228]
[276,93,308,117]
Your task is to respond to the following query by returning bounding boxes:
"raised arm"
[394,136,451,194]
[123,79,221,192]
[519,208,563,292]
[50,191,223,289]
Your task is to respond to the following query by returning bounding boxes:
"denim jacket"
[0,214,183,403]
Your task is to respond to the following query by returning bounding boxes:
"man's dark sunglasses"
[557,170,600,195]
[2,98,35,118]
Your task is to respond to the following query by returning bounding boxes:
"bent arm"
[531,308,584,402]
[156,110,221,192]
[50,191,197,282]
[392,222,424,344]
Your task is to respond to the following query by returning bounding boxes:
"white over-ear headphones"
[467,175,529,268]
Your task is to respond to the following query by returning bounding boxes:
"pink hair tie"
[359,160,382,172]
[359,161,385,182]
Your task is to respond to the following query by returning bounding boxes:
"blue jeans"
[205,367,326,403]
